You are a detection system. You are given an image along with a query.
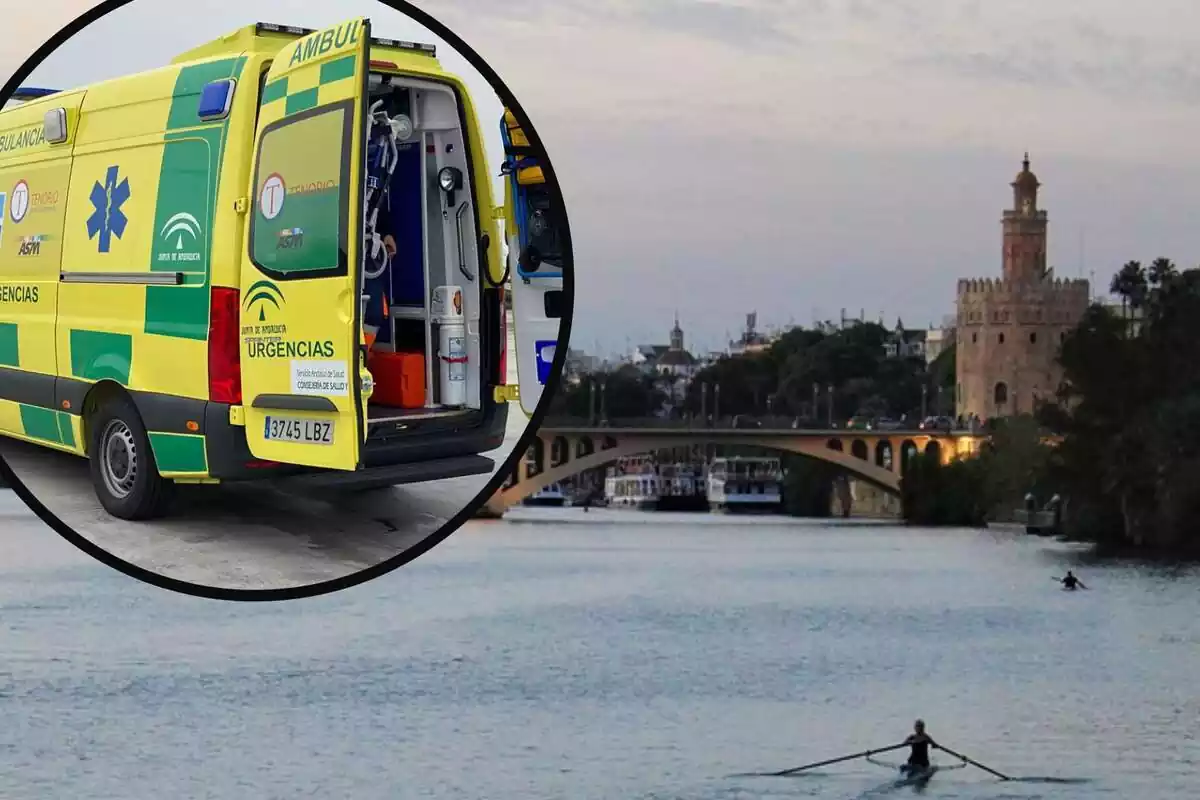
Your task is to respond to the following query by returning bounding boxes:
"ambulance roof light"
[372,37,437,56]
[256,22,308,36]
[253,22,437,57]
[197,79,236,121]
[12,87,62,102]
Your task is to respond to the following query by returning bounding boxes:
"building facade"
[924,314,957,366]
[728,312,773,355]
[955,155,1090,421]
[883,318,927,360]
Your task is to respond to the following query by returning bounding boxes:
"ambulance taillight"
[208,287,243,405]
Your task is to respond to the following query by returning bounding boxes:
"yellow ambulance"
[0,18,566,520]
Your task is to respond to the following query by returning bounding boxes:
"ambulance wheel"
[87,396,174,520]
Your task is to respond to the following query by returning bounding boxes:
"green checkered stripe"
[261,54,358,116]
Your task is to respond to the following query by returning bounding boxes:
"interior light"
[391,114,413,141]
[438,166,462,193]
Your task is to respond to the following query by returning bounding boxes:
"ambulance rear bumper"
[202,399,508,487]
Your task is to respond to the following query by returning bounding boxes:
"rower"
[1059,571,1087,590]
[904,719,937,771]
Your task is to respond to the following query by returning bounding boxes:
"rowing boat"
[896,764,938,786]
[748,741,1003,784]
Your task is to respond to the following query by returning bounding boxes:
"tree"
[548,366,667,419]
[1109,259,1148,316]
[684,353,776,416]
[929,342,955,394]
[976,414,1054,515]
[900,449,989,526]
[1147,256,1177,287]
[1041,259,1200,552]
[771,322,928,420]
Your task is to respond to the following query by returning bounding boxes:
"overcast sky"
[5,0,1200,357]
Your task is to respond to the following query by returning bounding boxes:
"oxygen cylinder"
[432,285,467,407]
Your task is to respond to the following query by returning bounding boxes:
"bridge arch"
[899,439,920,478]
[498,432,956,508]
[875,440,893,469]
[575,436,595,459]
[549,435,570,468]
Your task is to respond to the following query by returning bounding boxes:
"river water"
[2,497,1197,798]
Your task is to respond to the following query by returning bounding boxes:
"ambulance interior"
[358,69,484,425]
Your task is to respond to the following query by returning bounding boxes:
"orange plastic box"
[367,350,426,408]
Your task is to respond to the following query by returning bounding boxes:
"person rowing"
[1058,570,1087,590]
[902,719,937,774]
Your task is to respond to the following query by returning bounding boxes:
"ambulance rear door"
[500,109,567,419]
[239,18,372,470]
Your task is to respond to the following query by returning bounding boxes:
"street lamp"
[921,384,928,420]
[826,384,834,428]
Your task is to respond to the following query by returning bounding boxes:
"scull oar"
[935,744,1010,780]
[766,742,907,777]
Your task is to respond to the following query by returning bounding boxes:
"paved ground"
[0,408,529,593]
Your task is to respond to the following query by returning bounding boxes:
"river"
[1,498,1197,798]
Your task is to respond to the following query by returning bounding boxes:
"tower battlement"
[956,276,1090,299]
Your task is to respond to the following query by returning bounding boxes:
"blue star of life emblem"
[87,166,130,253]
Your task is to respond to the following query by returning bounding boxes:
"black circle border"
[0,0,575,603]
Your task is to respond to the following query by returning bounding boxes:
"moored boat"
[707,456,783,514]
[523,481,568,507]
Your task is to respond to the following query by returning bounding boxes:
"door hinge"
[493,384,520,404]
[234,197,249,214]
[491,205,506,220]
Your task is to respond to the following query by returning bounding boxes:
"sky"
[5,0,1200,358]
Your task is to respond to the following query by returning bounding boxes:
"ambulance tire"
[87,396,175,521]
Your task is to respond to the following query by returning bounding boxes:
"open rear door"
[240,18,371,470]
[501,109,566,419]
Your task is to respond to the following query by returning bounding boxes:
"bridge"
[494,418,988,510]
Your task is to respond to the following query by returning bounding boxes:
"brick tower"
[954,155,1090,421]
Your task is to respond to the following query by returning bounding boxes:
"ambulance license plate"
[263,416,334,445]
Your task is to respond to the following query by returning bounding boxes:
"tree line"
[1036,258,1200,551]
[548,320,953,423]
